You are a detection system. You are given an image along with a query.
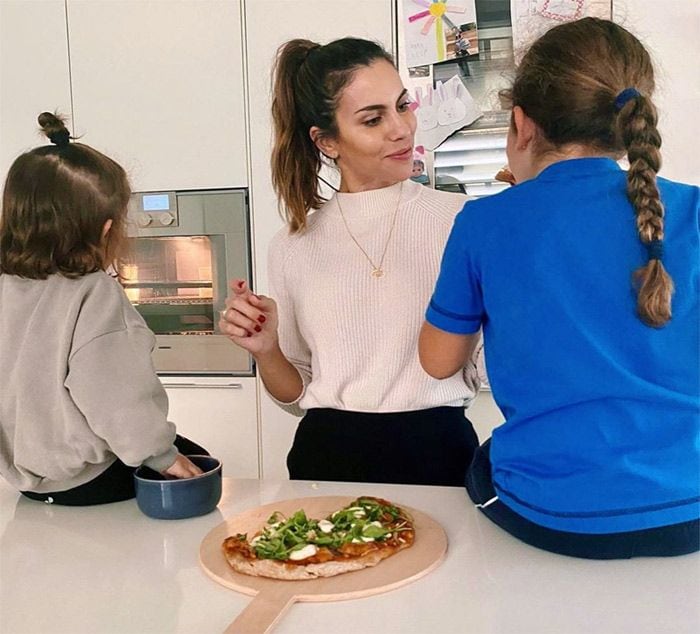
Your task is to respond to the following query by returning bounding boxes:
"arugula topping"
[242,498,410,561]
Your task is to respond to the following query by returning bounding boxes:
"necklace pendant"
[371,268,384,278]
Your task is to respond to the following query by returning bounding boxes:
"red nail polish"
[254,325,261,332]
[237,280,245,289]
[258,315,266,324]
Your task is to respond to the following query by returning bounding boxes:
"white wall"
[613,0,700,185]
[0,0,72,181]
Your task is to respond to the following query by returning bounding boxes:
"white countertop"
[0,477,698,634]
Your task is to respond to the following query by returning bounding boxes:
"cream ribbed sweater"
[268,179,481,414]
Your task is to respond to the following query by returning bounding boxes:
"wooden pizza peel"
[199,495,448,633]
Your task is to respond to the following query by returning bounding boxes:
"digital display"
[142,194,170,211]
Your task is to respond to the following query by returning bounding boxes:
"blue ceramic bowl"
[133,455,222,520]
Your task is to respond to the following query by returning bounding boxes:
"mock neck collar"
[332,179,422,218]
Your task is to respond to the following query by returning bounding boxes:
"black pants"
[466,440,700,559]
[287,407,479,487]
[21,435,208,507]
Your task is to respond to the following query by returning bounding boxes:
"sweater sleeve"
[65,323,177,472]
[267,233,312,417]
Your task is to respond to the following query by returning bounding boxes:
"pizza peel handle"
[224,585,297,634]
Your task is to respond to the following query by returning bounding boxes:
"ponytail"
[617,94,674,327]
[270,39,324,233]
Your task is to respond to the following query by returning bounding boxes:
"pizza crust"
[222,538,411,580]
[495,166,516,185]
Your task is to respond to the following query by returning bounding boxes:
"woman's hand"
[221,279,304,403]
[219,279,279,357]
[161,454,204,479]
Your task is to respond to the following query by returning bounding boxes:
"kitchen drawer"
[160,376,259,479]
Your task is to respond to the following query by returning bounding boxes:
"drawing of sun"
[407,0,467,62]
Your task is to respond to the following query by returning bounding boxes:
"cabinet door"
[66,0,247,191]
[244,0,395,479]
[161,376,259,479]
[468,389,504,441]
[0,0,72,179]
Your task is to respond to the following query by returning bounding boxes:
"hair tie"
[614,88,641,112]
[304,43,321,63]
[48,129,70,147]
[646,239,664,261]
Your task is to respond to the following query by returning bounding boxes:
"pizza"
[222,496,415,580]
[495,166,516,185]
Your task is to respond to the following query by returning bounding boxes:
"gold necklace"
[335,182,403,278]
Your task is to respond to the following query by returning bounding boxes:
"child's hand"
[161,454,204,479]
[219,279,279,357]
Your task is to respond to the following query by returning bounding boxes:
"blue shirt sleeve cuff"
[425,300,482,335]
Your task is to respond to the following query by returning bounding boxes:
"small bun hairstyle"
[0,112,131,279]
[38,111,71,147]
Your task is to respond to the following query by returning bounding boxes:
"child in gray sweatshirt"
[0,112,206,505]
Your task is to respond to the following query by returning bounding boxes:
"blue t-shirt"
[427,157,700,533]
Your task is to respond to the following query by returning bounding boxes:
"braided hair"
[509,17,673,327]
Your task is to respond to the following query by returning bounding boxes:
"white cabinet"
[0,0,72,180]
[66,0,247,191]
[243,0,395,478]
[469,389,504,441]
[160,376,259,479]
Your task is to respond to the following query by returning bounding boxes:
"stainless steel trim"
[159,376,244,389]
[161,382,242,389]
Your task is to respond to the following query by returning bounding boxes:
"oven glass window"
[119,236,220,335]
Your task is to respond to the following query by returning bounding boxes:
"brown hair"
[509,17,673,327]
[0,112,131,279]
[270,38,394,232]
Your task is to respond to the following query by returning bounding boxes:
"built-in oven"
[119,189,253,375]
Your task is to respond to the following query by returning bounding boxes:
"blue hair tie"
[614,88,641,112]
[647,239,664,261]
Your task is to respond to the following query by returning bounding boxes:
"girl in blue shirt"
[419,18,699,559]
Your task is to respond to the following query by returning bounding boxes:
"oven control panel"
[131,192,179,228]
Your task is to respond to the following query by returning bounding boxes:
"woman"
[419,18,699,558]
[220,38,481,486]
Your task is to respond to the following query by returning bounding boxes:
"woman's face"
[317,59,417,192]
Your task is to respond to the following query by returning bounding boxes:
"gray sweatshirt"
[0,271,177,493]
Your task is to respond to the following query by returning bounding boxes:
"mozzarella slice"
[318,519,334,534]
[288,544,318,561]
